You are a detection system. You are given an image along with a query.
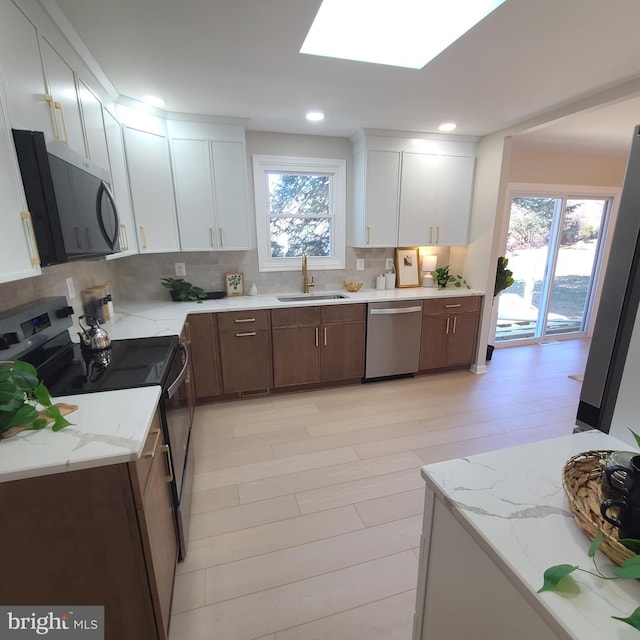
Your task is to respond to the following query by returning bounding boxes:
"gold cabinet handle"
[182,321,191,345]
[234,318,256,323]
[119,224,128,251]
[53,101,69,145]
[209,226,215,247]
[235,331,257,337]
[85,227,92,249]
[445,317,450,335]
[315,327,319,347]
[20,211,40,266]
[139,225,147,249]
[143,429,162,458]
[429,226,433,244]
[323,327,327,347]
[366,226,371,245]
[445,304,461,308]
[74,226,81,249]
[452,316,457,334]
[161,444,173,483]
[436,226,440,244]
[43,94,60,141]
[219,226,224,247]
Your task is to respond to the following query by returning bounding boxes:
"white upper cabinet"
[39,37,85,155]
[0,1,56,136]
[78,78,109,169]
[351,149,400,247]
[398,152,475,246]
[170,127,250,251]
[103,109,137,258]
[352,132,477,248]
[0,75,41,283]
[124,126,180,253]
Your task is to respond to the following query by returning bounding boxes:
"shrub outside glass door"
[497,195,610,343]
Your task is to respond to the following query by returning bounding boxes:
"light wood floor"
[169,338,590,640]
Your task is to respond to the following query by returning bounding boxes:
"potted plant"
[160,277,207,303]
[487,256,514,360]
[434,265,470,290]
[0,360,72,439]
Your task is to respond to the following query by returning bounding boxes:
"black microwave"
[12,129,120,266]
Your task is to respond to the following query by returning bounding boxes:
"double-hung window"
[253,155,346,271]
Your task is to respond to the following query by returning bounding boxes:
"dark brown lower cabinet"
[419,296,481,371]
[187,312,222,399]
[272,304,365,387]
[0,411,177,640]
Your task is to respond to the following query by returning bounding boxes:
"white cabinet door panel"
[124,127,179,253]
[436,155,475,246]
[362,150,400,247]
[78,79,109,170]
[172,138,216,250]
[210,140,250,250]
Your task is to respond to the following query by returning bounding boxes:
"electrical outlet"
[65,277,75,300]
[356,258,365,271]
[175,262,186,277]
[385,258,394,271]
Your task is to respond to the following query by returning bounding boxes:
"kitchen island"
[414,430,640,640]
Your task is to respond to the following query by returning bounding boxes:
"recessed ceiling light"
[438,122,457,132]
[140,95,166,108]
[300,0,505,69]
[306,111,325,122]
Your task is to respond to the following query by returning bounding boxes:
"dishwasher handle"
[369,306,422,315]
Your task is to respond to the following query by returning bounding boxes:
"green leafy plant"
[494,256,514,298]
[160,277,207,303]
[539,428,640,631]
[0,360,72,439]
[434,265,470,290]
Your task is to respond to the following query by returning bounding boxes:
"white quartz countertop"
[422,431,640,639]
[103,287,484,340]
[0,386,162,483]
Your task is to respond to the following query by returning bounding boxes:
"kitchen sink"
[276,293,349,302]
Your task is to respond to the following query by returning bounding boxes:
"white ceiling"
[49,0,640,154]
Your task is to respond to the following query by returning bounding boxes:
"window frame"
[252,154,346,272]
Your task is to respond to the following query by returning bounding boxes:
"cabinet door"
[135,431,177,640]
[362,150,400,247]
[419,315,449,371]
[321,322,365,381]
[210,140,251,250]
[398,152,439,246]
[124,127,180,253]
[103,109,138,256]
[436,155,475,246]
[0,1,55,135]
[172,138,216,250]
[0,78,41,283]
[219,331,272,393]
[446,313,479,367]
[272,326,321,387]
[40,37,85,154]
[187,313,222,399]
[78,78,109,169]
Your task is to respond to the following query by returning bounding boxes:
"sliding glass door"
[496,195,610,343]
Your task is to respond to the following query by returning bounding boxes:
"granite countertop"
[421,431,640,639]
[0,386,162,483]
[103,287,485,339]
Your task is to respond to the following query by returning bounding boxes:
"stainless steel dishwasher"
[365,300,423,379]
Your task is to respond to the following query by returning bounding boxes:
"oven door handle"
[165,343,189,399]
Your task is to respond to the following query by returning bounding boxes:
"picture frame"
[225,272,244,296]
[395,247,420,288]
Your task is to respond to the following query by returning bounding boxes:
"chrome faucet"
[302,255,315,293]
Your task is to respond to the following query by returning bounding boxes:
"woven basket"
[562,449,635,567]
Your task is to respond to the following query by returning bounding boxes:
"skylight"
[300,0,505,69]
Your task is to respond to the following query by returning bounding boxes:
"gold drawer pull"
[20,211,40,266]
[236,331,257,337]
[452,316,457,334]
[235,318,256,323]
[143,428,161,458]
[315,327,319,347]
[445,317,450,335]
[445,304,461,308]
[161,444,173,483]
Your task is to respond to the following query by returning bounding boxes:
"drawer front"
[217,309,271,331]
[321,303,366,324]
[271,306,321,328]
[423,296,481,315]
